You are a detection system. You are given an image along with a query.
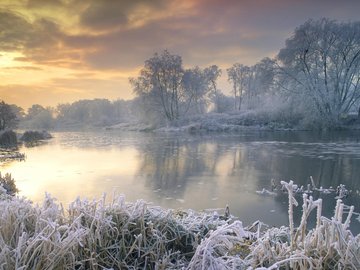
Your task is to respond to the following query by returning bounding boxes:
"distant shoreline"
[104,112,360,134]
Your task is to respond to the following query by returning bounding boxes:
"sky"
[1,0,360,109]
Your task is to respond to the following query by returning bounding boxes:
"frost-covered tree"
[24,104,54,129]
[182,66,222,114]
[212,92,235,113]
[130,50,187,122]
[204,65,222,112]
[112,99,132,122]
[226,59,276,111]
[56,99,117,127]
[182,67,208,114]
[227,64,250,110]
[278,18,360,125]
[246,58,276,109]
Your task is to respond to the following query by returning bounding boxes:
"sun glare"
[0,52,24,68]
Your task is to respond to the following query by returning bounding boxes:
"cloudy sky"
[1,0,359,109]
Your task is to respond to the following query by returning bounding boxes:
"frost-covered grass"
[0,181,359,269]
[105,110,302,133]
[155,110,302,133]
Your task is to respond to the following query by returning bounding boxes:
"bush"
[20,130,52,143]
[0,130,18,148]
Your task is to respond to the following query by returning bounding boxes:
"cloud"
[80,1,128,30]
[26,0,64,8]
[65,12,280,70]
[79,0,167,31]
[2,66,43,70]
[1,0,360,108]
[0,8,76,67]
[2,0,360,71]
[0,9,33,51]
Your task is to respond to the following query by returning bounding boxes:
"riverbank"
[105,112,360,133]
[1,181,359,269]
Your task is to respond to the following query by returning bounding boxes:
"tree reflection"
[135,137,224,197]
[134,132,360,233]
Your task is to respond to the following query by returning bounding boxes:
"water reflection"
[1,130,359,233]
[134,132,360,232]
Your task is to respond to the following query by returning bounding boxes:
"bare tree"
[227,64,250,110]
[278,18,360,125]
[204,65,222,112]
[182,65,222,114]
[182,67,208,114]
[246,58,276,109]
[130,50,186,121]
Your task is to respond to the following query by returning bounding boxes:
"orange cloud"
[1,0,359,108]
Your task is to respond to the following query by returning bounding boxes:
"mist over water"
[2,130,360,234]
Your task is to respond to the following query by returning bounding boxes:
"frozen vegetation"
[0,180,359,269]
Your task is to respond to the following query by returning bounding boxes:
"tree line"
[0,99,136,130]
[1,18,359,130]
[131,18,360,127]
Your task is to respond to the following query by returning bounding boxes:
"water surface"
[1,130,360,233]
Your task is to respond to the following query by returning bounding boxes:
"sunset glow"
[1,0,359,109]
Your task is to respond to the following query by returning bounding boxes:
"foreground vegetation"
[0,180,359,269]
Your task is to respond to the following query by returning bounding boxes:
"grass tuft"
[0,181,359,269]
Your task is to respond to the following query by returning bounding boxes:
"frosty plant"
[248,180,360,269]
[0,180,359,269]
[0,172,18,196]
[280,180,298,249]
[280,180,323,250]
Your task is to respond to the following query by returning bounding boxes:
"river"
[1,130,360,233]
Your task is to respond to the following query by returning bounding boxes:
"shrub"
[0,130,18,147]
[20,130,52,143]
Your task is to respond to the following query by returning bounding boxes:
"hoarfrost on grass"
[0,180,359,269]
